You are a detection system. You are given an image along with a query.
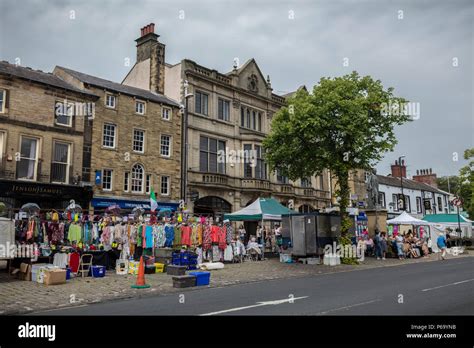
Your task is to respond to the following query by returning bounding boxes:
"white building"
[377,175,450,220]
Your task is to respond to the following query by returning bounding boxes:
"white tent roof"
[387,211,429,226]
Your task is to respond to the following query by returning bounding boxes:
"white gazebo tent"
[387,211,438,252]
[386,211,428,226]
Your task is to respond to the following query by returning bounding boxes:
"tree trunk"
[336,170,351,237]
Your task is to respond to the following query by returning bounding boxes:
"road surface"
[37,257,474,315]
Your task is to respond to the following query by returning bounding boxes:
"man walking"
[437,232,447,260]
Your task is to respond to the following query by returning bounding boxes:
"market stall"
[386,211,436,252]
[224,197,296,259]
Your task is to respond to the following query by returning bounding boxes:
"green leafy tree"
[263,71,410,237]
[458,148,474,218]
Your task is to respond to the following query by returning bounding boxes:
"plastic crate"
[189,271,210,286]
[145,265,155,274]
[91,265,106,278]
[154,263,165,273]
[172,275,196,288]
[166,265,187,276]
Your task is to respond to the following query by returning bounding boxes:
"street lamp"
[398,155,405,211]
[181,80,193,206]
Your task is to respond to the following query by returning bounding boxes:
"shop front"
[0,179,93,211]
[91,196,179,213]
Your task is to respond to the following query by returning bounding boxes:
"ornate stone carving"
[247,74,258,93]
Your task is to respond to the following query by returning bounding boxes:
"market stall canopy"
[223,198,296,221]
[387,211,429,226]
[422,213,473,225]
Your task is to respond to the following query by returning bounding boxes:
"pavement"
[0,251,472,315]
[37,256,474,315]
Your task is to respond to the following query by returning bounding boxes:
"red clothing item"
[211,225,220,243]
[218,226,227,250]
[181,225,192,246]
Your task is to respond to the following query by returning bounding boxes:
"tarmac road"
[37,256,474,316]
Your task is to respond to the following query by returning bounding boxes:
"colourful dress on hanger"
[181,225,192,247]
[203,224,212,251]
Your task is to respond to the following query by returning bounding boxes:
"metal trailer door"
[305,215,318,255]
[281,216,291,238]
[291,215,306,256]
[329,216,342,237]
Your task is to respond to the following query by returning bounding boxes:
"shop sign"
[11,184,63,195]
[95,170,102,185]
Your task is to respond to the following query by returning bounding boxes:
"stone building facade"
[0,61,98,210]
[54,58,182,212]
[123,24,332,217]
[164,58,331,215]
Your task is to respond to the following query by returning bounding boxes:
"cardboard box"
[43,269,66,286]
[18,263,31,281]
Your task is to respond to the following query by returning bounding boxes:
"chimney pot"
[416,170,419,175]
[150,23,155,33]
[395,160,398,165]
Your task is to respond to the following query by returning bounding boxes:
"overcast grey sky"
[1,0,472,177]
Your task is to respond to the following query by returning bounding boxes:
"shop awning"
[223,197,296,221]
[422,213,473,225]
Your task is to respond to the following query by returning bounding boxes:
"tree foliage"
[439,148,474,219]
[263,71,410,235]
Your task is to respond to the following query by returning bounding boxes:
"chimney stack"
[135,22,165,95]
[391,159,407,178]
[413,167,438,188]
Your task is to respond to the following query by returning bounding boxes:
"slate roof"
[376,175,446,194]
[56,66,180,107]
[0,61,98,97]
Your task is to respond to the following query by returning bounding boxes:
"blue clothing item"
[145,225,154,248]
[437,235,446,248]
[396,243,404,256]
[164,224,174,248]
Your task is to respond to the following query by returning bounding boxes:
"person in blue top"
[436,232,447,260]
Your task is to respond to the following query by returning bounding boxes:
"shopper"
[238,225,246,243]
[374,231,382,260]
[380,232,387,260]
[395,233,404,260]
[437,232,447,260]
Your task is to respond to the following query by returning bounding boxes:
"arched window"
[131,164,144,193]
[298,204,314,213]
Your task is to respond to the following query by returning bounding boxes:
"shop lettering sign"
[12,185,63,195]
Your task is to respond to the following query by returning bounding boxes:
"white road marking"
[421,278,474,292]
[316,299,382,315]
[200,296,308,316]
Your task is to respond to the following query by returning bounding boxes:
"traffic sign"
[452,197,463,207]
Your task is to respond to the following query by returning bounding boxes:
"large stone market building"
[123,23,332,219]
